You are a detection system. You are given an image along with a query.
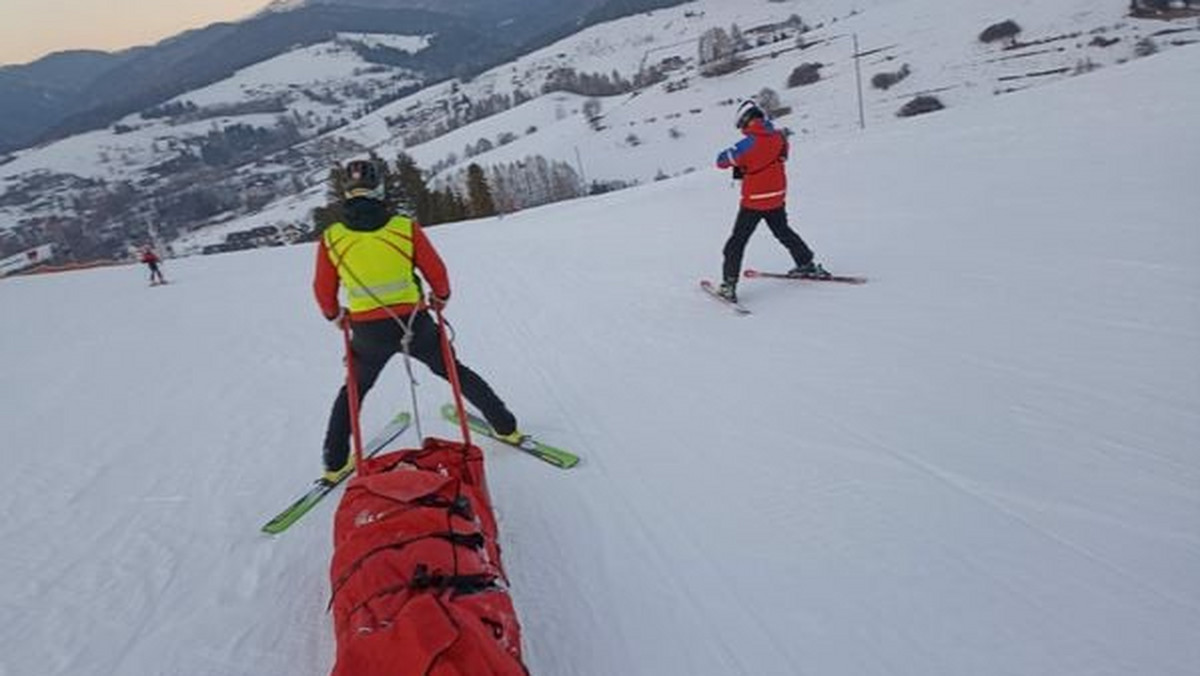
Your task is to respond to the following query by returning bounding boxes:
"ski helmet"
[735,99,764,129]
[342,159,385,201]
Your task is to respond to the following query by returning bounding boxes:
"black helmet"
[343,159,384,201]
[735,99,764,129]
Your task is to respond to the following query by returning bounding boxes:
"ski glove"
[328,306,349,328]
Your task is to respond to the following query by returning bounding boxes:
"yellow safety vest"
[323,216,419,312]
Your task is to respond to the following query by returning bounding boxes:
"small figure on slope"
[140,246,167,286]
[313,159,521,484]
[714,99,829,303]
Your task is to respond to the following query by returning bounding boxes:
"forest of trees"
[314,152,585,232]
[541,67,666,97]
[395,89,534,148]
[698,17,808,77]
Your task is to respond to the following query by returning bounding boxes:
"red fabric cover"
[330,437,527,676]
[339,439,504,570]
[332,591,526,676]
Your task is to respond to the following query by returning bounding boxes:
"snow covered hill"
[1,38,1197,676]
[3,0,1197,263]
[178,0,1200,252]
[371,0,1200,185]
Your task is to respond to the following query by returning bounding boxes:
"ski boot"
[495,428,525,445]
[321,453,355,485]
[788,261,831,279]
[717,279,738,303]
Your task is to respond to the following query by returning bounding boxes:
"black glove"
[732,166,745,181]
[328,306,348,329]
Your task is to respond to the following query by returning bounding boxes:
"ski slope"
[1,45,1198,676]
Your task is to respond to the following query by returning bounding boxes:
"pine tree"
[313,166,347,231]
[393,153,432,224]
[465,163,497,218]
[445,187,467,222]
[380,157,407,216]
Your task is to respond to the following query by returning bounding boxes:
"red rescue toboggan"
[328,308,529,676]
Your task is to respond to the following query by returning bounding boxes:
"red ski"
[744,268,867,285]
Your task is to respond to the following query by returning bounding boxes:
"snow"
[337,32,433,55]
[361,0,1197,188]
[178,42,412,110]
[1,35,1199,676]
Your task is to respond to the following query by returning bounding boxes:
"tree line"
[313,152,584,231]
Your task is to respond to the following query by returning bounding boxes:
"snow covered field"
[1,44,1197,676]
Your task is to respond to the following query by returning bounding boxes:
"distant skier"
[140,246,167,286]
[313,159,521,484]
[714,99,828,303]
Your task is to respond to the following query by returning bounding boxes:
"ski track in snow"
[2,40,1199,676]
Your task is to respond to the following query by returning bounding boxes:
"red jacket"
[313,216,449,322]
[715,118,789,211]
[140,250,159,264]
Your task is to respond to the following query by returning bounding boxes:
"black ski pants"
[146,261,165,284]
[722,206,813,283]
[323,311,516,470]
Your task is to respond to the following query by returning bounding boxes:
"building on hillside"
[0,244,56,277]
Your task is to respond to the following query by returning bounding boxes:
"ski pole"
[340,318,367,473]
[434,306,472,448]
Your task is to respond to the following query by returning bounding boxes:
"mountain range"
[0,0,629,153]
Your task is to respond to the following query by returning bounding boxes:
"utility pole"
[853,33,866,130]
[574,146,588,187]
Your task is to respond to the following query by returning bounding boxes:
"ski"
[261,411,412,535]
[744,268,867,284]
[440,403,580,469]
[700,280,752,315]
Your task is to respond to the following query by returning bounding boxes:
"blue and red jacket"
[715,118,789,211]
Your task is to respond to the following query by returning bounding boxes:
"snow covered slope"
[359,0,1200,183]
[0,30,1197,676]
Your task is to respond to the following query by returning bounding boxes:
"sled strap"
[435,306,473,448]
[340,319,366,471]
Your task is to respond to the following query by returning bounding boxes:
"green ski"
[261,411,411,535]
[440,403,580,469]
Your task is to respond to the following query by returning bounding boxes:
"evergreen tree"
[393,153,432,224]
[445,187,467,222]
[379,156,407,216]
[426,187,467,225]
[313,166,347,231]
[465,163,497,218]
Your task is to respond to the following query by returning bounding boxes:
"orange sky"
[0,0,270,66]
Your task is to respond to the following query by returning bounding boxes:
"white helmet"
[735,99,764,129]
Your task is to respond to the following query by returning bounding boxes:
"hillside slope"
[0,43,1197,676]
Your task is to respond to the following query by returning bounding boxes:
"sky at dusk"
[0,0,270,66]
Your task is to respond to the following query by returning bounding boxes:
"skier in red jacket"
[313,159,519,483]
[140,246,167,285]
[714,100,828,302]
